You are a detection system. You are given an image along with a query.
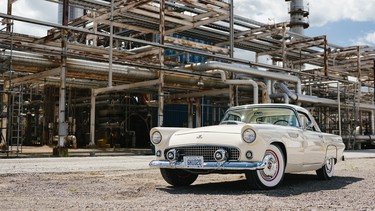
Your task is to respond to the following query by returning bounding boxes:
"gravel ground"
[0,157,373,210]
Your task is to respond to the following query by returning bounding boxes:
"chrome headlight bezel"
[151,131,162,144]
[242,128,256,143]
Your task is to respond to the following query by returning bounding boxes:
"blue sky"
[1,0,375,48]
[306,20,375,46]
[237,0,375,47]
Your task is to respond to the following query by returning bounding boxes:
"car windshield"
[220,106,300,127]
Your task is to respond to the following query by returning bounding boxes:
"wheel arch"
[270,141,287,165]
[325,144,338,164]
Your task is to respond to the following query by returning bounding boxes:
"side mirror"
[305,121,313,131]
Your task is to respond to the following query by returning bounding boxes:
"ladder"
[7,87,24,156]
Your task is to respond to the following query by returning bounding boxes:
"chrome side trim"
[149,160,266,170]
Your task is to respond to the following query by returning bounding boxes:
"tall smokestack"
[285,0,309,35]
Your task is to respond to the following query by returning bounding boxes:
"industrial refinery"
[0,0,374,156]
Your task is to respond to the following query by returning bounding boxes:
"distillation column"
[285,0,309,35]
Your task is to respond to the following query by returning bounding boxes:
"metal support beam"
[89,89,95,146]
[196,97,201,127]
[108,0,114,87]
[12,67,60,84]
[324,36,328,76]
[158,0,165,127]
[338,82,341,136]
[57,0,69,148]
[188,98,193,128]
[6,0,13,32]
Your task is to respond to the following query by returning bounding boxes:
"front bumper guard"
[149,160,266,170]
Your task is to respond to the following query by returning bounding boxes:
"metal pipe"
[275,82,298,101]
[269,93,289,104]
[0,12,319,75]
[208,70,258,104]
[58,0,69,148]
[0,52,230,88]
[265,79,272,103]
[229,0,234,58]
[342,135,375,140]
[189,61,302,95]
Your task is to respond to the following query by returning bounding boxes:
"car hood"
[168,125,243,147]
[167,123,295,147]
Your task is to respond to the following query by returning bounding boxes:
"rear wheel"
[245,144,285,190]
[316,158,335,180]
[160,169,198,186]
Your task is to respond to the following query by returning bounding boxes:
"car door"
[298,112,326,167]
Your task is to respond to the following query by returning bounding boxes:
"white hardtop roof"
[229,104,311,114]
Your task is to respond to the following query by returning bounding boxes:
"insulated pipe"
[209,70,259,104]
[1,52,229,88]
[342,135,375,141]
[189,62,302,95]
[265,79,272,103]
[269,93,289,104]
[275,82,298,101]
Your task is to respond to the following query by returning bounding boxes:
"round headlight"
[242,128,256,143]
[151,131,162,144]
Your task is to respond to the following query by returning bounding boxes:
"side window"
[298,112,315,131]
[227,114,241,121]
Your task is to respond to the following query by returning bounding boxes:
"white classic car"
[149,104,345,189]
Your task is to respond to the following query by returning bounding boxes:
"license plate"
[184,156,204,168]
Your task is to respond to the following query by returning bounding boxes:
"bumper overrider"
[149,160,267,170]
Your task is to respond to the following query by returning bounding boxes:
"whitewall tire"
[316,158,335,180]
[246,144,285,190]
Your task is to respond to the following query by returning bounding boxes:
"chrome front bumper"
[149,160,266,170]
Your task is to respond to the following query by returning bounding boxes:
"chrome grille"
[165,146,240,161]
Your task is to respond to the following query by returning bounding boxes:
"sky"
[1,0,375,48]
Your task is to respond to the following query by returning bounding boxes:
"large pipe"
[4,53,375,111]
[209,70,258,104]
[1,52,228,88]
[342,135,375,142]
[275,82,298,101]
[270,93,289,104]
[189,61,302,95]
[276,82,375,111]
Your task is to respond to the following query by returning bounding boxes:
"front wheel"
[160,169,198,186]
[316,158,335,180]
[245,144,285,190]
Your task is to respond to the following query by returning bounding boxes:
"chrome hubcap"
[326,159,333,173]
[261,154,278,180]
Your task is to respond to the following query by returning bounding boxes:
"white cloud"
[352,31,375,46]
[0,0,57,36]
[235,0,289,24]
[235,0,375,28]
[309,0,375,27]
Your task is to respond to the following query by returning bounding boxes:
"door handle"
[318,135,323,138]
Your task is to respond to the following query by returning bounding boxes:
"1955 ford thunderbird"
[149,104,345,189]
